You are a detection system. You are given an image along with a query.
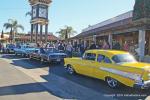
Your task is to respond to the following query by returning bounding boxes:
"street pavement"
[0,55,59,100]
[0,54,150,100]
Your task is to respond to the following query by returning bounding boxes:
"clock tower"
[28,0,52,43]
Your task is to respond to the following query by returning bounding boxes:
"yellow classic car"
[64,50,150,89]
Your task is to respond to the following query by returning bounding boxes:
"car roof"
[86,49,129,58]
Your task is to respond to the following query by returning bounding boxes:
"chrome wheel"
[106,77,118,88]
[67,65,75,75]
[41,58,44,63]
[29,55,32,59]
[21,53,24,57]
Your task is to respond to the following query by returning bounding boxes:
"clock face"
[33,8,36,18]
[39,8,47,18]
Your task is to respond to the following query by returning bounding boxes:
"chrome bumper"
[134,80,150,89]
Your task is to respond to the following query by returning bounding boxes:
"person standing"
[89,41,97,50]
[112,41,121,50]
[66,42,73,57]
[102,40,110,49]
[123,41,129,51]
[58,42,65,52]
[0,43,2,52]
[54,41,59,50]
[79,43,85,56]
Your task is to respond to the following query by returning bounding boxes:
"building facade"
[15,32,59,43]
[69,0,150,60]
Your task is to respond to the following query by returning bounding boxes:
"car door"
[94,54,113,80]
[77,53,96,77]
[41,50,49,60]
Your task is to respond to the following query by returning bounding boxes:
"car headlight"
[134,74,143,83]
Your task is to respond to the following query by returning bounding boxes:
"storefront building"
[69,1,150,61]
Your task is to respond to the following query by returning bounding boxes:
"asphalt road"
[1,54,150,100]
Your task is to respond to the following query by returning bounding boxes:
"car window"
[83,53,96,61]
[112,54,137,63]
[97,54,112,64]
[104,57,112,63]
[97,55,105,62]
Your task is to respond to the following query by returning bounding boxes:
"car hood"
[25,48,35,50]
[48,53,66,56]
[120,62,150,70]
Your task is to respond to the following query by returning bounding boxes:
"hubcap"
[68,66,74,74]
[107,78,118,88]
[22,54,24,57]
[41,58,44,62]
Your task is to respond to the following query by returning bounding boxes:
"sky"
[0,0,135,36]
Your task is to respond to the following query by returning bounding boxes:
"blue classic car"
[3,44,16,54]
[40,48,67,63]
[14,45,37,57]
[29,48,44,60]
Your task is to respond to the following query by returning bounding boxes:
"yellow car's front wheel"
[67,65,75,75]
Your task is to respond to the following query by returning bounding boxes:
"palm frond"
[17,24,24,31]
[25,12,32,17]
[3,23,12,30]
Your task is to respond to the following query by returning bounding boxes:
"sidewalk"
[0,59,59,100]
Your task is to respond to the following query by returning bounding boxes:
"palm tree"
[3,19,24,42]
[1,30,4,38]
[57,26,76,39]
[25,11,32,17]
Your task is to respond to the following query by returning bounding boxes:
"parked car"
[3,44,16,54]
[14,45,37,57]
[40,48,67,63]
[64,50,150,89]
[29,48,45,60]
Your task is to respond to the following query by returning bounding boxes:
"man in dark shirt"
[89,41,97,50]
[58,43,65,51]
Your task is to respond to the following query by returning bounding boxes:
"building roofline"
[82,10,133,33]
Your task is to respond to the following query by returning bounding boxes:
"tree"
[57,26,76,39]
[133,0,150,21]
[3,19,24,42]
[1,30,4,38]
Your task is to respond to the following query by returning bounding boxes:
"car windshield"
[112,54,137,64]
[46,48,59,53]
[8,44,15,48]
[25,46,33,48]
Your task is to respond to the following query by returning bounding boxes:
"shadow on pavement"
[2,54,63,69]
[10,59,49,69]
[0,83,47,96]
[1,54,24,59]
